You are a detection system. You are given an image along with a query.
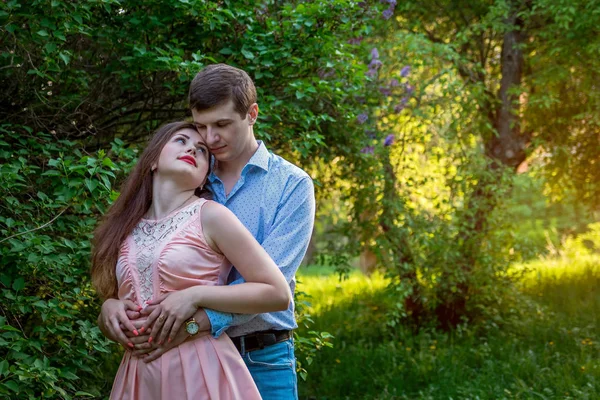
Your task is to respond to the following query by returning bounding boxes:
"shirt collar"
[246,141,270,172]
[208,141,270,183]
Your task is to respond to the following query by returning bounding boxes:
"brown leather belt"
[230,329,291,353]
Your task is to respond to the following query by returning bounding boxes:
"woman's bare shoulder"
[201,200,237,227]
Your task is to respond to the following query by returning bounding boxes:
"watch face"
[186,321,199,335]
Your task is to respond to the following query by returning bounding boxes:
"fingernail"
[168,338,171,343]
[138,306,143,311]
[128,342,134,348]
[148,337,153,343]
[133,329,139,336]
[158,340,163,345]
[140,327,145,333]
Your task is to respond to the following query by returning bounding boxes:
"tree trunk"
[486,12,529,168]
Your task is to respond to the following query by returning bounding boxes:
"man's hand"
[140,290,202,345]
[98,298,141,348]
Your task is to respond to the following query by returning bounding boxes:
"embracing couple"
[91,64,315,399]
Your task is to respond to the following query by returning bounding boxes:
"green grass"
[296,257,600,400]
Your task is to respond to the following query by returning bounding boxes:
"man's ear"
[247,103,259,125]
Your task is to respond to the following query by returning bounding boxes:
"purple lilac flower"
[394,97,408,113]
[382,8,394,20]
[379,86,392,96]
[388,0,397,6]
[357,113,368,124]
[405,84,415,95]
[389,78,400,87]
[400,65,411,77]
[368,58,383,70]
[371,47,379,60]
[360,146,375,154]
[384,134,395,146]
[365,68,378,78]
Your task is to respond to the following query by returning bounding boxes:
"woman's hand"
[132,310,211,362]
[98,298,141,348]
[125,319,152,350]
[133,323,188,362]
[139,289,200,345]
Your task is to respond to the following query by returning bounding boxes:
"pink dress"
[110,198,261,400]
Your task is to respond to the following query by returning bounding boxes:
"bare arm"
[142,201,291,343]
[191,201,291,313]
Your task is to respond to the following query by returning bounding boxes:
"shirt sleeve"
[205,175,315,337]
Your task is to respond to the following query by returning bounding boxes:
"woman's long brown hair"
[91,121,212,300]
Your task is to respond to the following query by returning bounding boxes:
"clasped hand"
[140,289,199,346]
[102,289,209,363]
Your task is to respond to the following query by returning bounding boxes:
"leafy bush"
[2,0,371,163]
[0,124,136,398]
[1,1,382,395]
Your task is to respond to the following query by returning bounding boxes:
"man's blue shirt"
[204,141,315,337]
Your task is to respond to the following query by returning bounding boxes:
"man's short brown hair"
[188,64,257,118]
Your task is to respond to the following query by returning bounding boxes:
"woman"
[91,121,290,399]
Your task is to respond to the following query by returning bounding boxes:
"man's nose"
[205,127,219,144]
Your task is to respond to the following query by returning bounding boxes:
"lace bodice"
[131,203,200,304]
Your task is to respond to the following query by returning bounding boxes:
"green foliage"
[321,22,523,328]
[1,0,372,165]
[297,258,600,399]
[0,124,136,398]
[293,285,334,382]
[308,0,600,332]
[562,223,600,260]
[1,1,379,393]
[522,0,600,210]
[505,173,595,260]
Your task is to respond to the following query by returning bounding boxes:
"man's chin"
[213,153,230,163]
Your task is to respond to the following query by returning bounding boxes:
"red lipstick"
[179,155,197,167]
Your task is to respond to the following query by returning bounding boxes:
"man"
[98,64,315,399]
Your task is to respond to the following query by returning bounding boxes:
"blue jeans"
[239,338,298,400]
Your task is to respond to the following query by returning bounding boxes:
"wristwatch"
[185,318,200,336]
